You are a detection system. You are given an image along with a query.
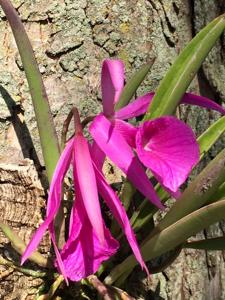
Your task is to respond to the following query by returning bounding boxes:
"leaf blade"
[198,116,225,160]
[105,199,225,285]
[144,14,225,120]
[0,0,60,181]
[149,147,225,237]
[183,237,225,250]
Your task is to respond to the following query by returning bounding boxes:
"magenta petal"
[101,59,125,117]
[163,187,181,200]
[136,116,200,192]
[115,91,225,120]
[60,192,119,281]
[182,93,225,115]
[49,223,68,285]
[115,92,154,120]
[89,114,164,209]
[74,134,105,244]
[91,141,106,170]
[114,119,137,148]
[92,161,148,274]
[21,139,74,266]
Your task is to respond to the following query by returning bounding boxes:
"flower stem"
[37,275,64,300]
[0,222,51,268]
[0,254,50,278]
[61,109,74,151]
[61,108,93,150]
[88,275,135,300]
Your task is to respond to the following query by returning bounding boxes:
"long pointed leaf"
[183,237,225,250]
[144,14,225,120]
[149,147,225,236]
[142,199,225,258]
[0,0,60,181]
[198,116,225,160]
[105,148,225,284]
[208,182,225,203]
[105,199,225,284]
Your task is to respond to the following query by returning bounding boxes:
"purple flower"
[21,111,148,282]
[136,117,199,192]
[90,59,225,203]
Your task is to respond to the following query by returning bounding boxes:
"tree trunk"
[0,0,224,299]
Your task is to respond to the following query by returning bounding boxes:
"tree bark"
[0,0,224,299]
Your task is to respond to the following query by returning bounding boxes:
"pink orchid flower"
[21,110,148,282]
[90,59,225,203]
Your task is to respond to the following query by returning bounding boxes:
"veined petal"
[60,188,119,281]
[114,119,137,148]
[92,161,148,274]
[102,59,125,117]
[89,114,164,209]
[115,92,154,120]
[21,139,74,265]
[136,116,199,192]
[182,93,225,115]
[74,133,105,244]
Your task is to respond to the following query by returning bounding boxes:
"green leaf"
[209,182,225,203]
[198,116,225,160]
[144,14,225,120]
[130,199,155,232]
[0,0,65,249]
[0,254,49,278]
[120,180,136,212]
[0,222,50,268]
[104,147,225,285]
[183,237,225,250]
[0,0,60,181]
[115,60,154,111]
[131,184,169,232]
[105,198,225,285]
[37,275,64,300]
[149,147,225,237]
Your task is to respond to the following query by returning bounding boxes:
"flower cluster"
[22,59,225,283]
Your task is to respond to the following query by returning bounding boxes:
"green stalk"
[130,184,169,233]
[0,0,65,248]
[144,14,225,120]
[0,222,50,268]
[115,60,155,111]
[0,254,49,278]
[0,0,60,181]
[37,275,64,300]
[120,181,136,212]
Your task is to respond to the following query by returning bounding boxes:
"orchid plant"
[1,0,225,299]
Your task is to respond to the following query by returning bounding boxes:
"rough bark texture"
[0,0,224,299]
[0,160,50,300]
